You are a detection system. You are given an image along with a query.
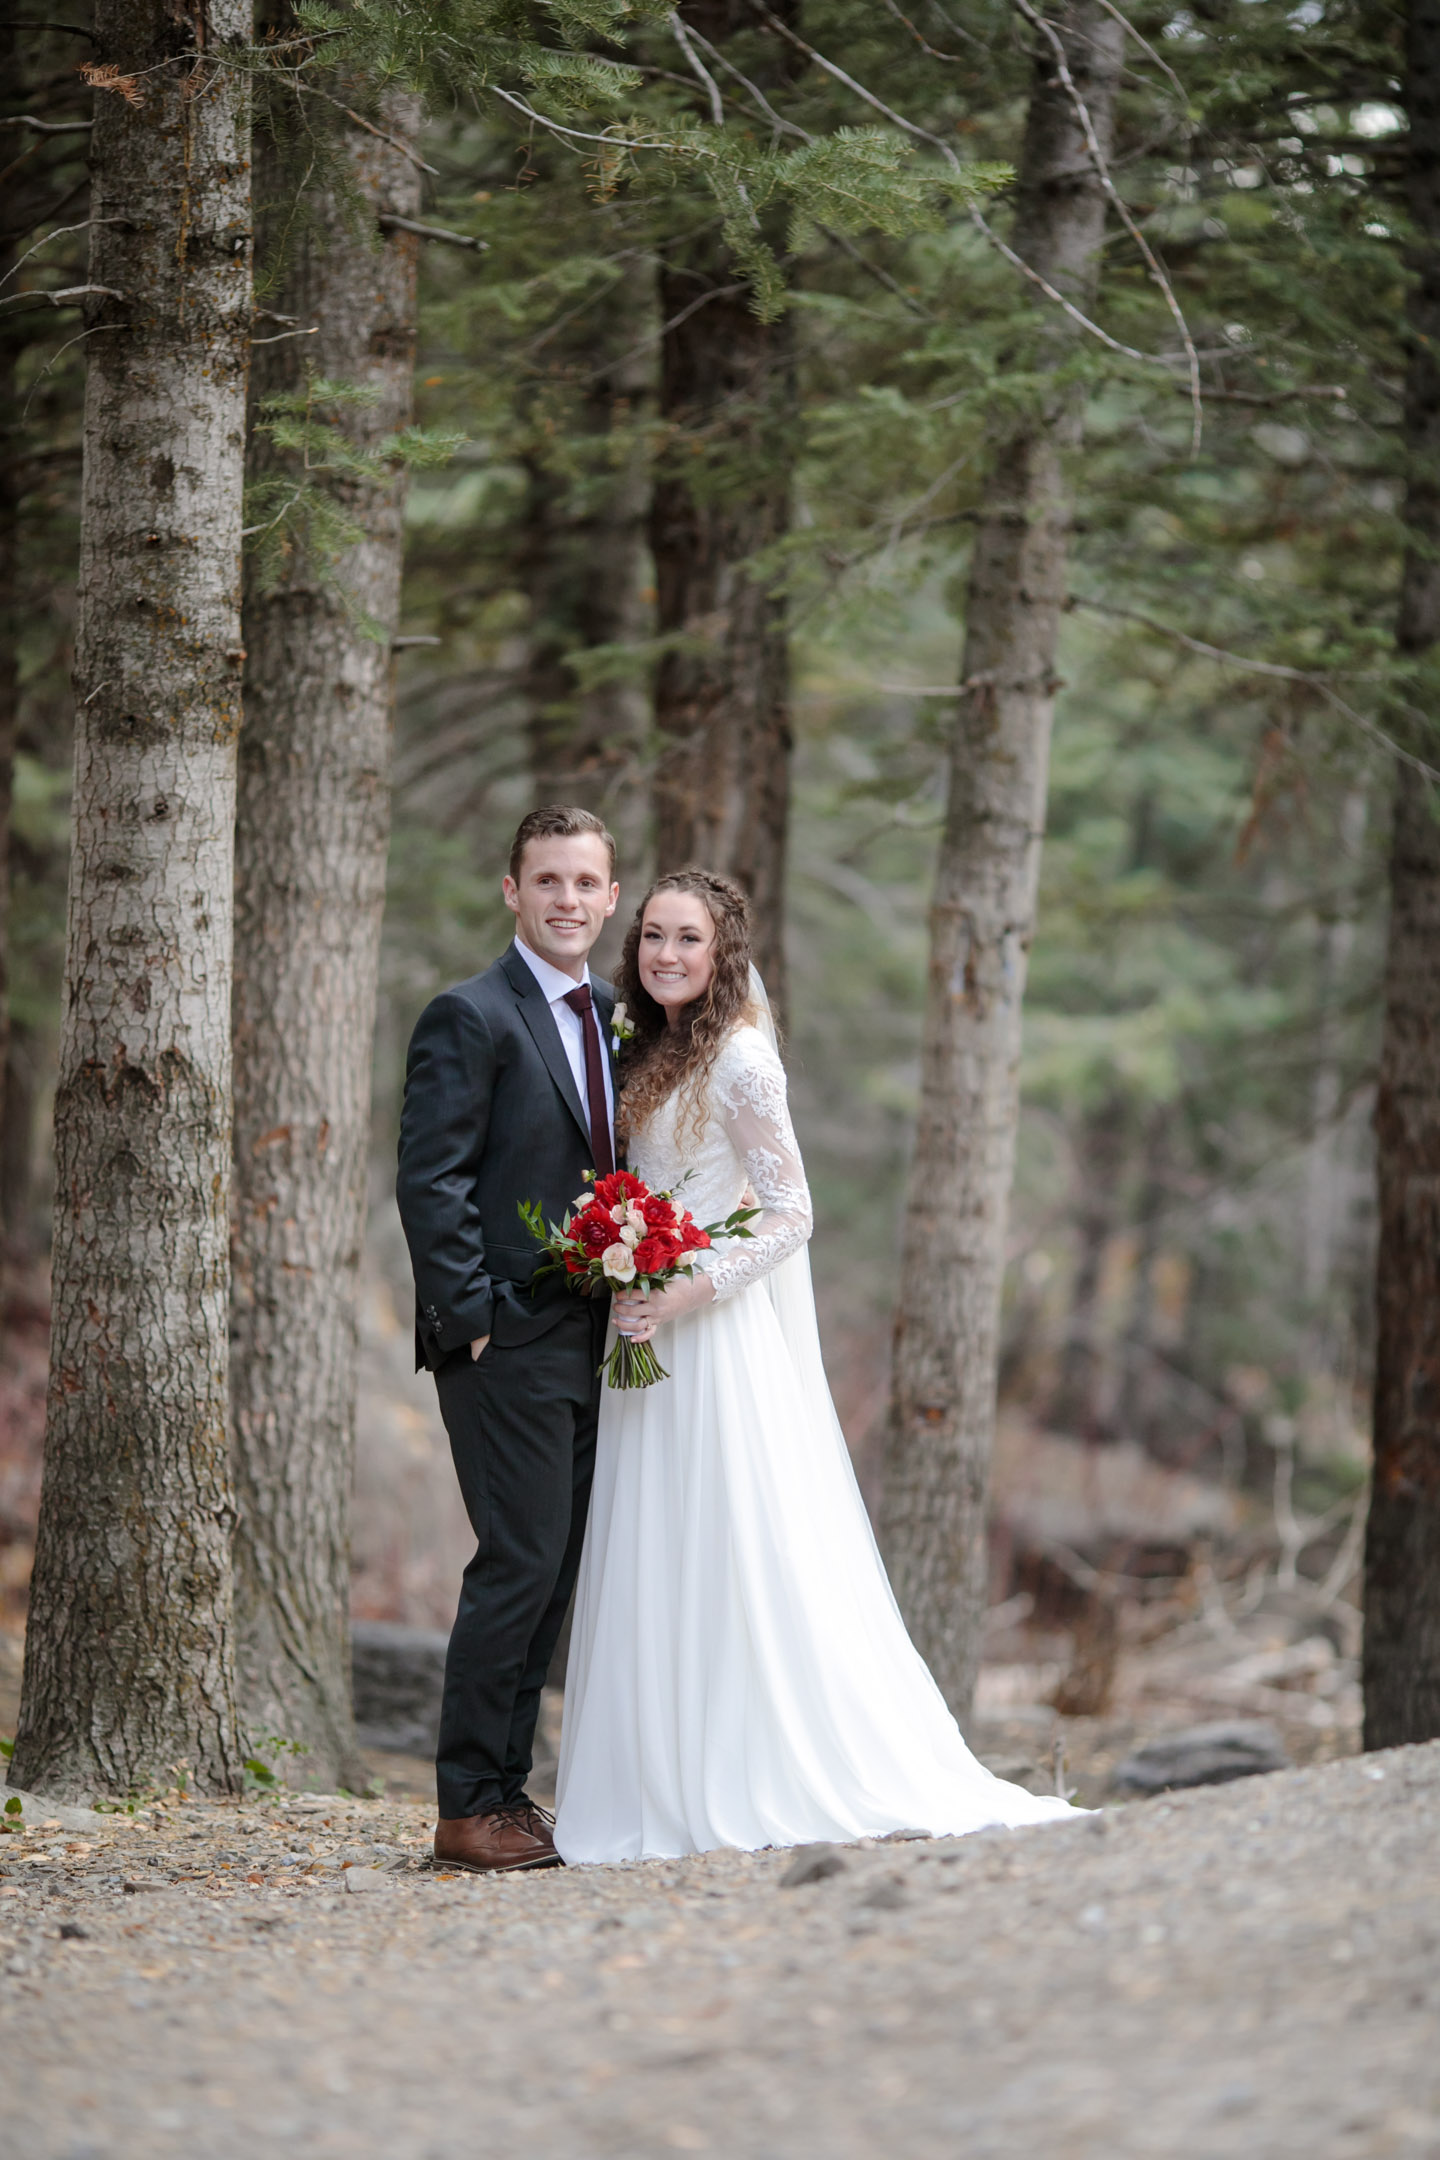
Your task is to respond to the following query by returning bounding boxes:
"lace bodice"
[627,1025,813,1302]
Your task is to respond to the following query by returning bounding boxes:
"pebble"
[779,1843,848,1888]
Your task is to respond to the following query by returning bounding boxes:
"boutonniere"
[610,1001,635,1053]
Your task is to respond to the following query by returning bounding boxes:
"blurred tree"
[1363,0,1440,1751]
[14,0,251,1797]
[650,3,799,1009]
[0,28,91,1249]
[517,252,653,879]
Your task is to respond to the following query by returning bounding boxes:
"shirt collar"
[514,935,592,1007]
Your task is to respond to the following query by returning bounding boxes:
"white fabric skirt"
[553,1268,1076,1864]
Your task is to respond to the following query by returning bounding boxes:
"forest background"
[0,0,1424,1791]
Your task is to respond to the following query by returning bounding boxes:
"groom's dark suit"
[397,942,614,1819]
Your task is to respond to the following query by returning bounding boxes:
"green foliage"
[242,1736,312,1793]
[244,371,466,629]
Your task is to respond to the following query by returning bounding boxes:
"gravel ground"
[4,1740,1439,2159]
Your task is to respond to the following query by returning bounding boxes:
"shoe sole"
[433,1851,564,1874]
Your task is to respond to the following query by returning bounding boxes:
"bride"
[553,868,1076,1864]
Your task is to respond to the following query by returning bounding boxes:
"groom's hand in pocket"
[614,1275,713,1341]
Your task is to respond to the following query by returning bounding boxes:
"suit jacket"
[396,943,617,1373]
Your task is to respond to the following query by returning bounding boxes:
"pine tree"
[13,0,252,1797]
[1362,0,1440,1750]
[229,87,425,1791]
[878,0,1124,1719]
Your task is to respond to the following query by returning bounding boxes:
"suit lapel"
[500,944,592,1151]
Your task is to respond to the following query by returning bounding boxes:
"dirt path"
[4,1741,1439,2159]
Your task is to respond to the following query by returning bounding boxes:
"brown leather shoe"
[434,1801,561,1874]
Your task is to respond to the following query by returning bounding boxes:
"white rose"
[601,1242,637,1284]
[571,1194,592,1216]
[610,1202,628,1225]
[619,1223,641,1250]
[622,1201,647,1236]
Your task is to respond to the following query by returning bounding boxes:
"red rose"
[564,1254,587,1274]
[633,1232,682,1276]
[640,1194,677,1229]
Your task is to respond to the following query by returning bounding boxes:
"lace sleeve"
[705,1032,813,1302]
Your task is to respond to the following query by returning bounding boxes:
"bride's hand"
[613,1274,714,1341]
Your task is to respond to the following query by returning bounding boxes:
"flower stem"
[603,1336,670,1389]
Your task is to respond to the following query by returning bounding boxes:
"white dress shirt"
[513,937,616,1141]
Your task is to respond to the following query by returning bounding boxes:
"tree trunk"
[229,103,421,1789]
[13,0,251,1798]
[1304,782,1368,1311]
[0,33,18,1211]
[877,0,1123,1720]
[650,4,796,1011]
[1362,0,1440,1753]
[1050,1090,1127,1440]
[1116,1109,1168,1458]
[1364,785,1440,1748]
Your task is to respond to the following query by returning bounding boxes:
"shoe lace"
[492,1799,555,1834]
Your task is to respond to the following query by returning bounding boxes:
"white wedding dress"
[553,1017,1076,1863]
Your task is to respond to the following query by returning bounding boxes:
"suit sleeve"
[396,990,498,1359]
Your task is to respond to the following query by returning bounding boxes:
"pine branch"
[668,10,724,127]
[489,85,694,155]
[1091,0,1188,105]
[1069,596,1440,782]
[377,213,488,252]
[0,216,99,294]
[0,114,92,133]
[288,82,439,174]
[0,282,124,311]
[679,20,809,142]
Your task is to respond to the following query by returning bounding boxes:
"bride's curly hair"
[614,868,756,1146]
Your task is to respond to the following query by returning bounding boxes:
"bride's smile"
[637,892,717,1023]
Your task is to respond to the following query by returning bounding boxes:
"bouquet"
[519,1169,755,1389]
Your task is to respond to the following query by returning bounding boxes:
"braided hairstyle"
[614,868,756,1147]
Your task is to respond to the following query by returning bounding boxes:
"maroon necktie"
[563,983,615,1176]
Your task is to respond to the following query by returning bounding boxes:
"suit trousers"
[432,1297,606,1818]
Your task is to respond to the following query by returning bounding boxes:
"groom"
[397,804,620,1871]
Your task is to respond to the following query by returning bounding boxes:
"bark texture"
[13,0,251,1798]
[1364,785,1440,1748]
[0,91,18,1192]
[229,106,421,1787]
[878,0,1124,1720]
[650,3,797,1010]
[1363,3,1440,1742]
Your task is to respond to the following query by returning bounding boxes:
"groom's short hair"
[509,804,617,882]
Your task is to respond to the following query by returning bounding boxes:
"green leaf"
[4,1794,20,1815]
